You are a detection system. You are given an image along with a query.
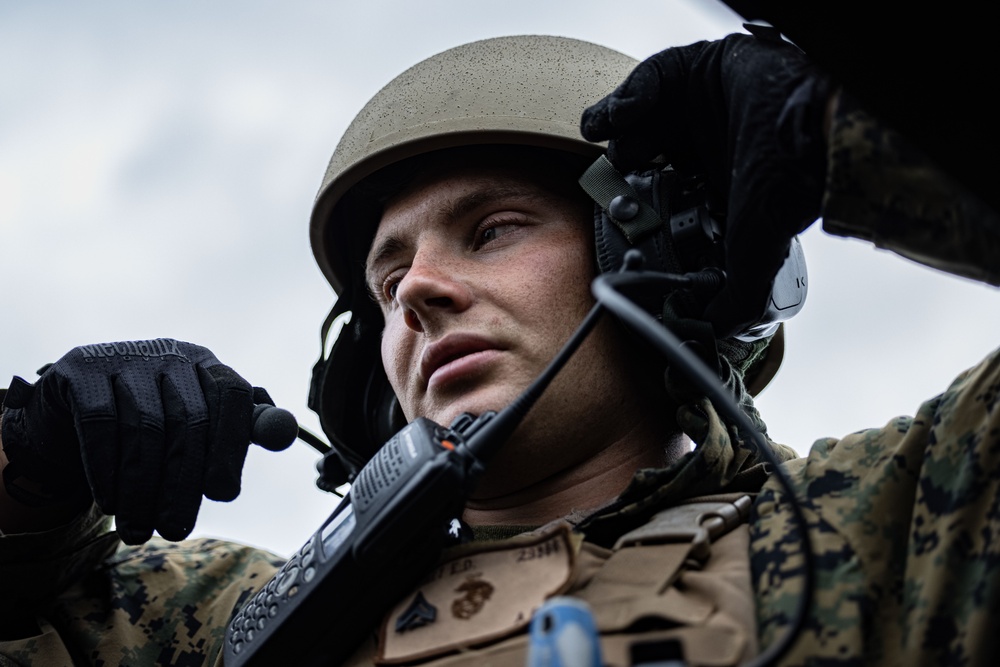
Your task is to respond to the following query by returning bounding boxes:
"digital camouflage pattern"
[751,346,1000,666]
[0,535,283,667]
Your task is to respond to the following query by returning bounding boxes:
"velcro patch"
[377,526,575,664]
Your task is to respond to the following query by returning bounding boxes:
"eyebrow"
[365,235,407,300]
[364,183,545,291]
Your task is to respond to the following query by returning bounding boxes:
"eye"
[474,219,521,249]
[367,269,403,307]
[383,275,402,302]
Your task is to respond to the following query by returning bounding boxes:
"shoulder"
[80,537,284,666]
[108,534,285,571]
[102,535,286,615]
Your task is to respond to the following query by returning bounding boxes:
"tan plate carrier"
[337,494,759,667]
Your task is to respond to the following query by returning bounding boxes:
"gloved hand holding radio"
[581,28,834,338]
[1,339,296,544]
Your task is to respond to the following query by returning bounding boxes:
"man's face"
[365,162,665,495]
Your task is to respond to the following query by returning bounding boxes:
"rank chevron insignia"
[395,591,438,633]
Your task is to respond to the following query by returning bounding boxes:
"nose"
[394,254,473,333]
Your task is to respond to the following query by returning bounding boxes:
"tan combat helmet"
[306,35,784,474]
[311,34,639,296]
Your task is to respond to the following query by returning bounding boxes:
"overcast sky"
[3,1,999,557]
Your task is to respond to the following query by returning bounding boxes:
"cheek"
[380,317,412,401]
[535,243,597,316]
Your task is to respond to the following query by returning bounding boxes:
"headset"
[307,153,808,486]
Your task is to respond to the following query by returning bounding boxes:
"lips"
[419,333,503,387]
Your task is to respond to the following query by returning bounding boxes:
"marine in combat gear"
[2,26,999,667]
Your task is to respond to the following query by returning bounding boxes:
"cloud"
[4,0,996,557]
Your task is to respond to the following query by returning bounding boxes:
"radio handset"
[224,410,502,666]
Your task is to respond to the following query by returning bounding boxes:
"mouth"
[420,333,504,389]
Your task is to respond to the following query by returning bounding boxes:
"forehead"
[366,164,579,265]
[384,167,544,223]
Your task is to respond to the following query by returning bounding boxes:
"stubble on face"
[369,162,681,514]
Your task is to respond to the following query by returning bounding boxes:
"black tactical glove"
[581,27,832,338]
[1,339,289,544]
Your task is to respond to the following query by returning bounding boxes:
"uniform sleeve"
[0,502,119,610]
[820,93,1000,287]
[749,346,1000,665]
[1,536,285,667]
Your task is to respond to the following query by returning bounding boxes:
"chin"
[421,386,521,429]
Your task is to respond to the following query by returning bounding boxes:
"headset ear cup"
[585,160,807,343]
[315,334,405,474]
[593,202,623,275]
[590,168,679,279]
[591,168,683,319]
[312,294,394,474]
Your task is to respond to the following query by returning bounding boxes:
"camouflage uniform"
[749,96,1000,667]
[0,504,283,667]
[2,97,999,666]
